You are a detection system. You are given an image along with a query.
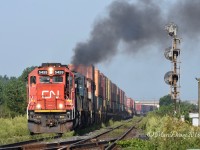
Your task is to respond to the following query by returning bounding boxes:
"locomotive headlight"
[59,103,64,109]
[36,103,41,109]
[48,67,54,75]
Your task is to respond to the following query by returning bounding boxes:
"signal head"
[165,22,178,37]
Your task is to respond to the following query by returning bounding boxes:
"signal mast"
[164,23,181,114]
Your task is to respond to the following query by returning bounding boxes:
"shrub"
[118,114,200,149]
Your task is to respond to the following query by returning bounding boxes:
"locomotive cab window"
[69,76,73,85]
[53,76,63,83]
[30,76,36,84]
[40,76,50,83]
[65,73,73,99]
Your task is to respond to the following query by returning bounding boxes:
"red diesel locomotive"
[27,63,135,134]
[28,63,84,134]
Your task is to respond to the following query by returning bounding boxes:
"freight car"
[27,63,134,134]
[135,101,142,115]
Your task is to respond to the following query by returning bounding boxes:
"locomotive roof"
[40,63,68,68]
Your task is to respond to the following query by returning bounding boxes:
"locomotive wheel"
[81,112,85,127]
[73,117,79,129]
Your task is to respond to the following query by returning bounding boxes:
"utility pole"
[195,78,200,126]
[164,23,181,115]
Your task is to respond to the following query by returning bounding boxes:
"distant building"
[135,100,159,115]
[189,113,199,126]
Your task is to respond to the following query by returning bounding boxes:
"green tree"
[0,75,9,84]
[159,94,174,106]
[4,78,26,116]
[180,101,198,121]
[0,66,36,117]
[0,75,11,117]
[155,105,174,116]
[19,66,36,83]
[0,81,4,105]
[157,95,197,121]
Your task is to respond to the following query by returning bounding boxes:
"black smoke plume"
[169,0,200,38]
[71,0,200,65]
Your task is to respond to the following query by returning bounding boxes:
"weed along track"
[0,118,142,150]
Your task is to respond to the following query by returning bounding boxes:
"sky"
[0,0,200,101]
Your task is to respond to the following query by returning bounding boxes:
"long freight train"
[27,63,135,134]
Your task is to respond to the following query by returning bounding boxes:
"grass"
[117,114,200,149]
[74,123,102,136]
[106,117,143,138]
[108,128,125,137]
[0,116,57,145]
[73,119,124,136]
[62,131,75,138]
[101,122,106,128]
[0,116,139,145]
[0,115,29,145]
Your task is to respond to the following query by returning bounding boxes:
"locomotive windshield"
[40,76,50,83]
[53,76,63,83]
[39,76,63,83]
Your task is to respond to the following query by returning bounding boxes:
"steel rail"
[105,118,142,150]
[105,125,136,150]
[58,124,123,150]
[0,135,61,150]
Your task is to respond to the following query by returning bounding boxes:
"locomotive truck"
[27,63,134,134]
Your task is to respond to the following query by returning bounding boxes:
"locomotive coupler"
[46,119,58,127]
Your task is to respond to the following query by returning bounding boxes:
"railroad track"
[56,125,137,150]
[0,124,122,150]
[0,118,142,150]
[106,117,144,150]
[105,124,136,150]
[58,124,123,150]
[57,119,142,150]
[0,134,62,150]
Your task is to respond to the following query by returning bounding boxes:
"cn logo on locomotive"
[42,90,60,99]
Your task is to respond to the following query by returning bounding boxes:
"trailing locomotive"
[27,63,135,134]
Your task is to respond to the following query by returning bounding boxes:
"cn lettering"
[42,90,60,99]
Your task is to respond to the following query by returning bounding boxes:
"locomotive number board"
[38,70,48,75]
[54,70,64,75]
[38,70,64,75]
